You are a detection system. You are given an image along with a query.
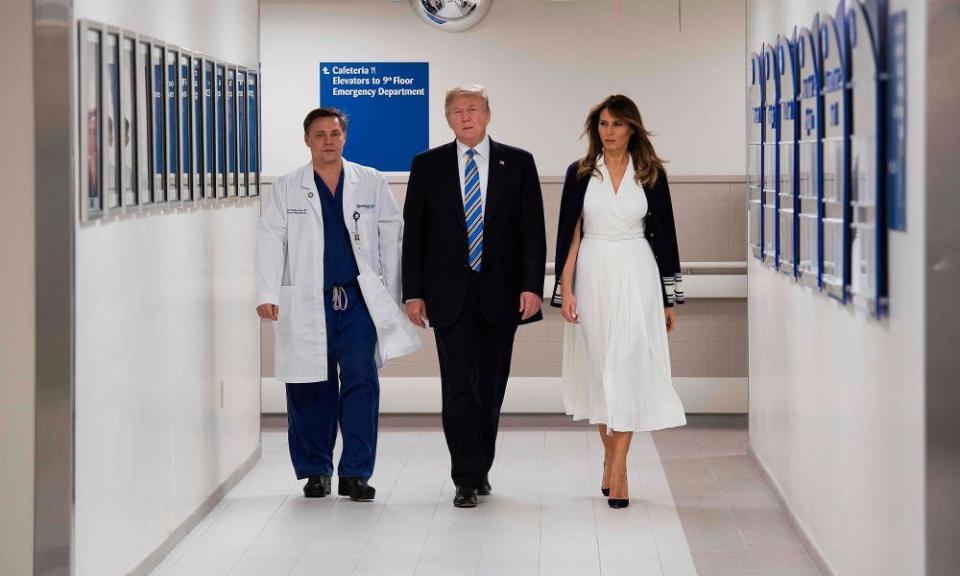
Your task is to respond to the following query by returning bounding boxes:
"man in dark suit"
[403,85,546,508]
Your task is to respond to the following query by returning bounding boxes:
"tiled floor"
[652,426,820,576]
[149,419,820,576]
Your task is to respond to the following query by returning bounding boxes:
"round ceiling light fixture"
[409,0,493,32]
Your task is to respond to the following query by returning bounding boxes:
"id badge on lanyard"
[352,211,361,247]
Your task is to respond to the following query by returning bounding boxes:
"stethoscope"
[331,285,349,311]
[330,210,362,313]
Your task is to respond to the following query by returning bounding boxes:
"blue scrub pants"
[285,282,379,480]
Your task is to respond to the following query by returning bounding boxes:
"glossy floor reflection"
[150,418,819,576]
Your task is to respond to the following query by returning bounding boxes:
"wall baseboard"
[262,175,747,187]
[262,376,747,415]
[748,446,837,576]
[127,445,262,576]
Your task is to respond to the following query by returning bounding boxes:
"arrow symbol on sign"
[322,67,330,74]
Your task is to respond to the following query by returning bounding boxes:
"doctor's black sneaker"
[338,476,376,501]
[303,475,331,498]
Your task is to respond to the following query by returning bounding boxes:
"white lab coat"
[256,160,422,383]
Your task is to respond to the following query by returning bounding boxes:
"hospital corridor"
[2,1,957,575]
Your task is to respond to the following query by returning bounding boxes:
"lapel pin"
[499,160,505,165]
[307,192,314,198]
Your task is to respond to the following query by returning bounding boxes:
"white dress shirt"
[456,135,490,211]
[404,136,492,305]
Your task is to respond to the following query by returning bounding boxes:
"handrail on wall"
[682,261,748,270]
[542,261,748,299]
[545,261,747,275]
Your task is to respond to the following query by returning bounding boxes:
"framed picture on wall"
[79,18,261,217]
[135,38,154,206]
[119,32,138,208]
[102,29,122,212]
[819,13,850,303]
[165,46,181,203]
[205,58,218,200]
[215,62,226,198]
[191,54,204,200]
[747,52,763,260]
[796,20,822,289]
[762,42,780,269]
[246,70,259,197]
[226,66,238,198]
[847,0,887,317]
[776,33,799,278]
[79,21,103,221]
[237,68,248,197]
[179,50,194,202]
[150,42,166,202]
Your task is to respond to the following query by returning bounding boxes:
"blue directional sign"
[319,62,429,172]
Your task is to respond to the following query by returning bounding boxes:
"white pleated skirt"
[561,235,687,432]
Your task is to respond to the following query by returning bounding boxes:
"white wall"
[746,1,926,575]
[0,1,36,574]
[72,2,261,575]
[261,0,746,178]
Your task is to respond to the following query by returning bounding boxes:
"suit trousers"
[285,282,379,480]
[434,273,518,488]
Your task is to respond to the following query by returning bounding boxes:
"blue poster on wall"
[887,10,907,231]
[319,62,429,172]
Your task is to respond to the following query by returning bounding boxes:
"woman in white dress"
[551,95,686,508]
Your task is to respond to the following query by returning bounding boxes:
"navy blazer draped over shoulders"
[551,161,684,308]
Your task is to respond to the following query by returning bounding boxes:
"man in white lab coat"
[256,108,420,500]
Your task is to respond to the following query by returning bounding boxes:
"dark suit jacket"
[551,162,685,308]
[402,139,547,328]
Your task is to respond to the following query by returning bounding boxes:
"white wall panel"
[260,0,746,177]
[746,1,926,575]
[72,2,261,575]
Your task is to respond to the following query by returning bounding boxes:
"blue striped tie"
[464,149,483,271]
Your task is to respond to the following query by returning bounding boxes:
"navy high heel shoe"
[607,472,629,508]
[601,460,610,496]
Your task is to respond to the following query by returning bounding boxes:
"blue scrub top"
[314,170,359,289]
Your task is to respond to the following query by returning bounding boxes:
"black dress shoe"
[478,477,492,496]
[607,498,630,509]
[453,485,478,508]
[338,476,376,501]
[303,475,331,498]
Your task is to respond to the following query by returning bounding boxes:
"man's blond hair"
[444,84,490,115]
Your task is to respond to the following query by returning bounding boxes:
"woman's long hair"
[577,94,665,188]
